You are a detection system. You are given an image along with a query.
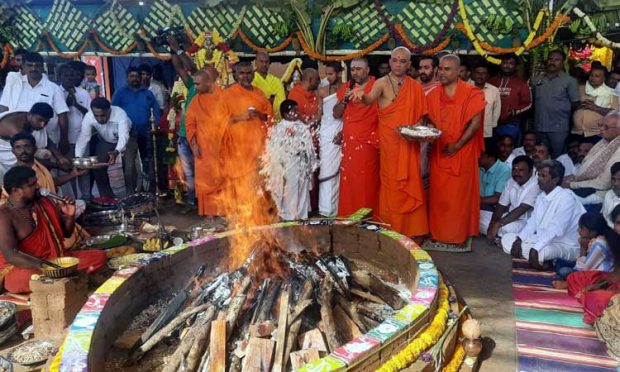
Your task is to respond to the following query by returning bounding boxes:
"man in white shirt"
[139,64,167,112]
[0,52,70,157]
[484,155,541,241]
[501,160,585,270]
[472,63,501,140]
[511,131,537,159]
[602,162,620,227]
[46,63,92,198]
[75,98,131,198]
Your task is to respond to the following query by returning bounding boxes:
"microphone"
[343,80,356,104]
[39,188,66,202]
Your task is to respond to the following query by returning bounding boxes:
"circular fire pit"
[51,219,466,371]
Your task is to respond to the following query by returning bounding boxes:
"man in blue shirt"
[112,66,160,194]
[479,146,511,233]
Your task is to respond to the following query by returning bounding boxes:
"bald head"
[255,50,270,75]
[389,46,412,78]
[302,68,320,90]
[194,69,216,93]
[438,54,461,86]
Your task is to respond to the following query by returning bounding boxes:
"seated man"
[532,141,551,167]
[501,160,585,270]
[4,132,89,249]
[75,98,131,199]
[484,155,541,241]
[0,166,107,293]
[556,134,581,177]
[479,147,511,234]
[512,130,537,158]
[569,112,620,204]
[496,135,516,167]
[602,162,620,228]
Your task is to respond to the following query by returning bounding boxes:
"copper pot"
[463,338,483,357]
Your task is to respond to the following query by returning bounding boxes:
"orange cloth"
[0,197,106,293]
[427,80,486,243]
[337,78,380,217]
[185,87,226,216]
[288,84,319,123]
[377,77,429,236]
[220,84,274,225]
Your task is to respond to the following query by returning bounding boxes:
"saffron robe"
[288,84,319,123]
[220,84,273,226]
[377,77,429,236]
[0,197,106,293]
[427,80,486,243]
[253,72,286,121]
[185,87,226,216]
[337,78,380,217]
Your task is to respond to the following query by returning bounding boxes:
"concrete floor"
[429,238,516,371]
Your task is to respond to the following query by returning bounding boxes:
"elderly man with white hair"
[502,160,585,270]
[348,46,429,239]
[566,111,620,205]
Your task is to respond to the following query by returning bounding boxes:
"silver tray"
[397,125,442,140]
[7,340,54,366]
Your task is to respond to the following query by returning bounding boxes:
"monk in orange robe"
[350,48,428,237]
[334,58,379,217]
[427,55,486,245]
[185,69,225,217]
[287,68,321,124]
[0,166,107,293]
[288,68,321,212]
[219,62,274,227]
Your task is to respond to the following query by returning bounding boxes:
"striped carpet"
[512,258,619,371]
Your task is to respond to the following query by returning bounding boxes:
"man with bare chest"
[0,103,66,183]
[0,166,107,293]
[349,47,429,238]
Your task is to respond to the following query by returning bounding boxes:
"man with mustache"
[333,58,380,217]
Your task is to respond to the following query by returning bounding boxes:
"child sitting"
[261,99,318,221]
[81,65,101,99]
[553,212,616,289]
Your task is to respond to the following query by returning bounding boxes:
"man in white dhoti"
[318,62,344,217]
[262,100,319,221]
[484,155,541,241]
[501,160,585,270]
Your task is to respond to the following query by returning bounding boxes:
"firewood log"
[350,269,407,310]
[284,279,314,370]
[317,277,342,351]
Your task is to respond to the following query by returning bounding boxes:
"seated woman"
[566,205,620,325]
[0,166,107,293]
[553,212,615,288]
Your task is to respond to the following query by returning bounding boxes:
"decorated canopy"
[0,0,618,64]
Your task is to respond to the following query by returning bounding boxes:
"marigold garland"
[43,32,90,59]
[296,31,390,61]
[0,44,12,69]
[90,31,138,55]
[377,280,450,372]
[442,343,465,372]
[458,0,501,64]
[374,0,459,54]
[423,37,452,55]
[238,29,292,53]
[145,41,171,61]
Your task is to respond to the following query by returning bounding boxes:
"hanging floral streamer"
[238,30,292,53]
[296,31,390,61]
[373,0,459,53]
[458,0,501,64]
[43,32,90,59]
[573,7,620,49]
[0,43,13,69]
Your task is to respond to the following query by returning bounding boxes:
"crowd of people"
[0,43,617,330]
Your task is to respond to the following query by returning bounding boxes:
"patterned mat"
[422,237,473,252]
[512,258,619,371]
